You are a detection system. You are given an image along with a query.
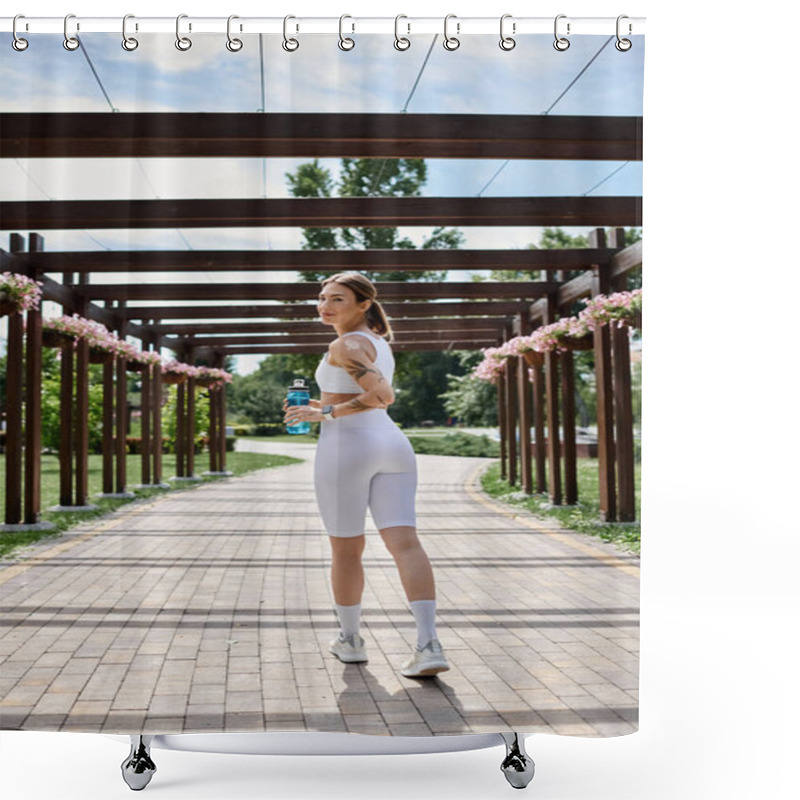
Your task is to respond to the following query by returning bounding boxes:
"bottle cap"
[288,377,309,391]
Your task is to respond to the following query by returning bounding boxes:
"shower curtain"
[0,14,643,756]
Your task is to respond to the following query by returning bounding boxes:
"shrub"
[407,432,500,458]
[254,423,285,436]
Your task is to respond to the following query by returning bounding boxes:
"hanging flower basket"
[522,350,544,367]
[560,333,594,351]
[0,274,43,316]
[126,360,147,373]
[0,291,18,317]
[580,290,642,332]
[89,347,115,364]
[161,372,187,385]
[42,329,75,349]
[195,367,234,388]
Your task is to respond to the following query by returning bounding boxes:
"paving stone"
[0,447,639,738]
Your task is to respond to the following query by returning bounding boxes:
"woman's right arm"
[327,337,394,417]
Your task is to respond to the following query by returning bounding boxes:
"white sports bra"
[315,331,395,394]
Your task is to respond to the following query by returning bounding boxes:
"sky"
[1,28,644,375]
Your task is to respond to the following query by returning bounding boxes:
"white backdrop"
[2,1,798,799]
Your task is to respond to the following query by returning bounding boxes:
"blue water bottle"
[286,378,311,435]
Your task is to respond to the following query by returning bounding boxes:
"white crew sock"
[409,599,438,649]
[334,603,362,640]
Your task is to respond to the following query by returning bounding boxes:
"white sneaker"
[329,633,368,663]
[400,639,450,677]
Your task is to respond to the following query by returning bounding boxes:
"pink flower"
[1,272,44,312]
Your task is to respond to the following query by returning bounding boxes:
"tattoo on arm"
[344,358,378,380]
[347,398,371,411]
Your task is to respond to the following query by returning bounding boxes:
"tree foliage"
[285,157,462,283]
[440,351,498,427]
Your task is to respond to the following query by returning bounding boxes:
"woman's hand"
[283,404,324,426]
[282,398,322,412]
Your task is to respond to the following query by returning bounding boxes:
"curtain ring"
[443,14,460,51]
[176,14,192,51]
[226,15,243,52]
[499,14,515,51]
[63,13,80,51]
[12,15,29,51]
[394,14,411,51]
[338,14,355,51]
[554,14,570,51]
[122,14,139,51]
[615,14,632,51]
[282,15,299,51]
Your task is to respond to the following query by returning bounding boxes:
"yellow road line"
[464,463,640,578]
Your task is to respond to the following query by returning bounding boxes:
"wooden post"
[59,344,75,506]
[516,314,533,494]
[176,371,186,478]
[219,379,228,473]
[140,329,152,486]
[208,381,219,474]
[74,290,90,507]
[561,351,578,505]
[590,228,617,521]
[506,356,518,487]
[101,303,114,495]
[609,228,636,521]
[497,372,507,481]
[116,303,128,494]
[530,359,547,494]
[152,331,163,485]
[543,294,561,506]
[57,269,75,507]
[186,353,196,479]
[23,234,45,524]
[4,234,26,525]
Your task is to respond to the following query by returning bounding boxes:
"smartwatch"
[321,404,335,421]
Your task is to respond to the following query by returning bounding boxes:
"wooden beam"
[1,112,644,161]
[126,301,532,321]
[156,318,510,335]
[73,281,559,303]
[177,329,504,347]
[21,247,618,274]
[610,238,642,280]
[214,340,498,355]
[1,196,643,230]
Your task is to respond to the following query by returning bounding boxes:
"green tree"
[286,157,461,282]
[440,351,498,427]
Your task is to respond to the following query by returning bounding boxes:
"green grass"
[0,450,302,559]
[480,459,641,554]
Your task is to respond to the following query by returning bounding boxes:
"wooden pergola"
[1,111,642,529]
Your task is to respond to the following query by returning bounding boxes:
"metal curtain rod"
[1,15,646,36]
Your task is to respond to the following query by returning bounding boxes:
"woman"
[283,272,449,678]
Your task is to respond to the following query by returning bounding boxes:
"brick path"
[0,443,639,738]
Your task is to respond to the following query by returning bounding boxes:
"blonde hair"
[321,272,394,342]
